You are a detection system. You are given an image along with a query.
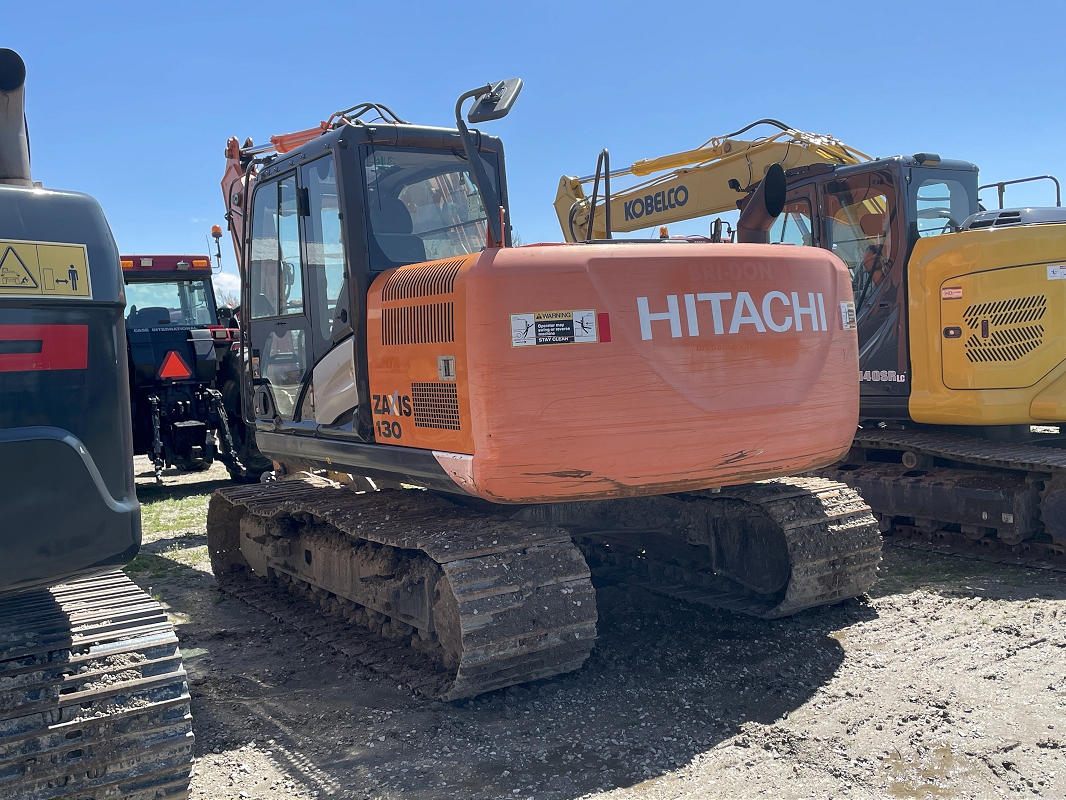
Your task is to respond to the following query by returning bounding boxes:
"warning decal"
[0,240,92,299]
[839,301,856,330]
[511,310,598,347]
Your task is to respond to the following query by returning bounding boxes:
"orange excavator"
[207,80,881,700]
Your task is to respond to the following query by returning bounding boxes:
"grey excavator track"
[524,477,882,620]
[207,477,879,701]
[207,481,598,701]
[0,571,194,800]
[821,427,1066,569]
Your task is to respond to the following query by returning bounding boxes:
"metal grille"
[962,295,1046,363]
[411,382,460,430]
[381,258,464,301]
[964,327,1044,362]
[963,295,1046,327]
[381,302,454,345]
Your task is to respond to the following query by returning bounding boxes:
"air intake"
[411,382,460,430]
[381,258,464,301]
[963,295,1046,363]
[382,302,455,345]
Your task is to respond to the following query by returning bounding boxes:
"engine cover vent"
[411,382,460,430]
[963,294,1046,363]
[381,258,464,301]
[382,303,454,345]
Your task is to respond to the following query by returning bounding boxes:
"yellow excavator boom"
[555,120,870,242]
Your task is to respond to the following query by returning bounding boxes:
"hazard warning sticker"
[0,239,91,299]
[511,310,597,347]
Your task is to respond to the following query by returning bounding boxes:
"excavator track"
[207,480,599,701]
[821,427,1066,569]
[207,477,880,701]
[0,571,194,800]
[523,477,882,620]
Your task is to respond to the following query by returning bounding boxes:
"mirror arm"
[455,86,504,247]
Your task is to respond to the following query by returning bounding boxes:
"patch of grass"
[140,494,210,540]
[125,553,169,579]
[166,543,211,571]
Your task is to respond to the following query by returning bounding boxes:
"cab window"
[249,175,305,318]
[824,171,897,304]
[364,147,494,270]
[302,155,347,343]
[769,198,814,246]
[915,178,971,237]
[125,280,215,327]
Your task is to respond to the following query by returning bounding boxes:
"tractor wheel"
[221,379,271,483]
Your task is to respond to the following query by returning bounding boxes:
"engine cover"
[366,242,860,503]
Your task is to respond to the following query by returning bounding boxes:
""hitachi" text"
[637,292,829,340]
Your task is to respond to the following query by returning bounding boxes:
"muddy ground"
[129,458,1066,799]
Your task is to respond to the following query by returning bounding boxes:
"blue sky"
[9,1,1064,298]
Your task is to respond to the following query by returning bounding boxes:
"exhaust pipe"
[736,162,786,244]
[0,49,31,187]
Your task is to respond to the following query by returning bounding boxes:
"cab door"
[299,154,360,428]
[819,167,910,412]
[246,173,312,425]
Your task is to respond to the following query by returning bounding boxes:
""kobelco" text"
[623,185,689,221]
[637,292,829,340]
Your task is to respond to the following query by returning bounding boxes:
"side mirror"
[467,79,523,124]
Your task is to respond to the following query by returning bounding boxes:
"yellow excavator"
[557,120,1066,557]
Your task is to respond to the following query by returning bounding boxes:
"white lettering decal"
[638,290,828,339]
[637,295,682,340]
[762,291,792,332]
[791,292,819,332]
[683,293,700,336]
[695,292,732,334]
[729,292,767,334]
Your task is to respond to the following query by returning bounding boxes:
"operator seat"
[859,212,887,242]
[859,213,889,288]
[370,198,426,266]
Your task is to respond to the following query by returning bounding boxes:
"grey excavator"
[0,49,193,799]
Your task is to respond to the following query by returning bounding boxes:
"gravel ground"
[128,458,1066,799]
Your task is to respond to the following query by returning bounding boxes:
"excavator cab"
[238,112,509,448]
[778,156,979,417]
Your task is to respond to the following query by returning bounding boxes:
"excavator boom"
[556,120,869,241]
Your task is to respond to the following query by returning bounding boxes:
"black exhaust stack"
[0,49,31,186]
[736,162,786,244]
